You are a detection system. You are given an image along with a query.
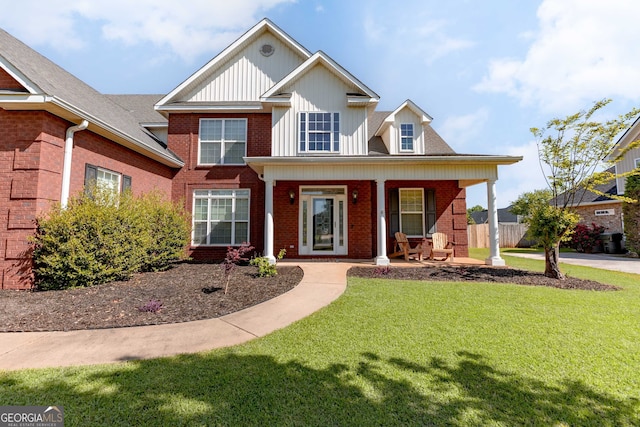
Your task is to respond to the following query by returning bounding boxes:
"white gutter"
[60,120,89,208]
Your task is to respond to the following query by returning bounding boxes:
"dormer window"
[400,123,414,152]
[299,112,340,153]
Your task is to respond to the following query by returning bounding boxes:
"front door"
[299,187,347,255]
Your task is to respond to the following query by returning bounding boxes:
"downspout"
[60,120,89,208]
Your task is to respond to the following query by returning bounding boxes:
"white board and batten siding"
[387,108,425,155]
[615,145,640,195]
[271,64,368,156]
[186,34,307,103]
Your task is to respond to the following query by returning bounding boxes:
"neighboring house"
[550,167,623,235]
[611,116,640,196]
[0,19,521,289]
[470,205,520,224]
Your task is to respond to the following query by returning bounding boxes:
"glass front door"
[312,198,334,251]
[299,187,347,255]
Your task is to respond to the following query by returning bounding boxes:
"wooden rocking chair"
[390,232,424,261]
[428,232,455,261]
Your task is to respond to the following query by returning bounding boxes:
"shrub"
[32,187,190,290]
[250,248,286,278]
[571,223,605,252]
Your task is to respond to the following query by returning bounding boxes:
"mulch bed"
[1,263,618,333]
[0,263,303,332]
[348,265,620,291]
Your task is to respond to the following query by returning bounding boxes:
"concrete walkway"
[0,262,351,371]
[505,251,640,275]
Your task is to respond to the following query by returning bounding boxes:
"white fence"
[467,223,532,248]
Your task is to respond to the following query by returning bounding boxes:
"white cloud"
[474,0,640,113]
[0,0,294,61]
[363,7,473,64]
[437,108,490,152]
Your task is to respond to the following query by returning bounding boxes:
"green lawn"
[2,251,639,426]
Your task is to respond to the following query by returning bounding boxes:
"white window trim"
[96,167,121,192]
[399,123,415,153]
[192,189,250,246]
[298,112,340,153]
[399,188,425,237]
[198,118,247,166]
[635,158,640,168]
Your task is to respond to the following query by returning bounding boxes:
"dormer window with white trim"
[299,112,340,153]
[400,123,414,152]
[199,118,247,165]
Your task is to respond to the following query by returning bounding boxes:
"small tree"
[530,99,640,279]
[623,173,640,255]
[510,189,552,220]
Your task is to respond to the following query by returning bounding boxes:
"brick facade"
[386,180,468,258]
[573,202,624,234]
[167,113,271,261]
[0,108,175,289]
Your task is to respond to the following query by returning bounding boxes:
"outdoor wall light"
[289,189,296,204]
[352,189,358,204]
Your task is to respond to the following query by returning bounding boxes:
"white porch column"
[375,179,390,265]
[264,178,276,264]
[485,179,505,266]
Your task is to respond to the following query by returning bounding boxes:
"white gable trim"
[261,51,379,102]
[609,115,640,160]
[375,99,432,136]
[156,19,311,109]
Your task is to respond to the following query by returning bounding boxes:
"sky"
[2,0,640,209]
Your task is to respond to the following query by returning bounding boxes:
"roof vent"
[259,44,275,57]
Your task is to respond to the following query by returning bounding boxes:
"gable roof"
[550,167,620,207]
[0,28,183,167]
[261,50,379,103]
[156,18,311,109]
[368,106,455,155]
[374,99,432,137]
[106,94,167,125]
[471,206,520,224]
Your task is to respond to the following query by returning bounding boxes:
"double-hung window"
[84,164,131,198]
[635,158,640,169]
[192,189,250,246]
[199,119,247,165]
[399,189,424,236]
[400,123,414,152]
[299,112,340,153]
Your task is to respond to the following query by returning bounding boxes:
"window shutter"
[299,112,306,152]
[122,175,132,192]
[425,189,436,235]
[84,164,97,196]
[389,188,399,236]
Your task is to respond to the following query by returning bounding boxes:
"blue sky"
[2,0,640,208]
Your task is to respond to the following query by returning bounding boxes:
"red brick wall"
[168,113,271,260]
[271,179,467,260]
[273,180,375,259]
[0,108,176,289]
[0,68,25,91]
[573,202,623,234]
[386,180,468,257]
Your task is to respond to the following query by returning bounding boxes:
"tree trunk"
[544,243,565,279]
